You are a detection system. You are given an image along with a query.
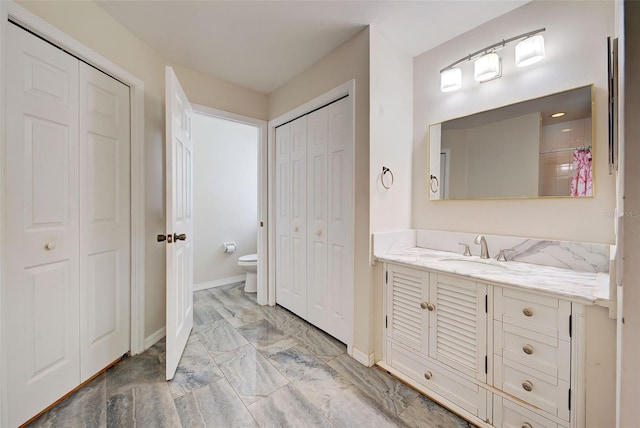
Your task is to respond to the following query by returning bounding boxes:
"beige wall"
[16,0,268,340]
[620,1,640,426]
[413,0,616,244]
[269,28,372,356]
[369,28,414,358]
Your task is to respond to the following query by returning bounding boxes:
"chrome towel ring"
[381,166,394,189]
[429,175,439,193]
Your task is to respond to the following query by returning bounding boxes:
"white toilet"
[238,253,258,293]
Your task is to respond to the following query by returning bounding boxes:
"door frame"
[0,2,146,424]
[266,80,355,311]
[192,104,268,305]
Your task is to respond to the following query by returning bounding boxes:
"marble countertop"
[375,247,610,305]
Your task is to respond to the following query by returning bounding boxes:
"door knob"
[45,242,56,250]
[157,234,167,242]
[174,233,187,241]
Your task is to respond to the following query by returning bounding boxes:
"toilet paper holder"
[223,242,237,253]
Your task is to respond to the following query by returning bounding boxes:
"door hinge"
[569,314,572,338]
[385,270,388,284]
[385,316,388,328]
[485,355,488,374]
[485,294,488,313]
[568,388,572,410]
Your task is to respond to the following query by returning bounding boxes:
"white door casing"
[164,66,194,381]
[5,23,81,427]
[79,62,131,381]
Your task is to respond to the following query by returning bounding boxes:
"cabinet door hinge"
[568,388,572,410]
[569,314,572,338]
[385,315,388,328]
[485,294,488,313]
[385,270,388,284]
[485,355,488,374]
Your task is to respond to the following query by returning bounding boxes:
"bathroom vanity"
[374,230,614,428]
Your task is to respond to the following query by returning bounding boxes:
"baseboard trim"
[144,327,166,350]
[352,347,375,367]
[193,275,245,292]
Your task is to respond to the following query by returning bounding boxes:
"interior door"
[275,123,292,310]
[4,23,81,427]
[164,66,194,380]
[79,62,131,380]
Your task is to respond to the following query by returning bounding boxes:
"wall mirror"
[429,85,593,200]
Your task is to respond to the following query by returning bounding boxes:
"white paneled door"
[79,63,131,380]
[4,23,131,427]
[275,96,353,346]
[164,66,194,380]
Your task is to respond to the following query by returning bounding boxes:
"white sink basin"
[438,258,508,272]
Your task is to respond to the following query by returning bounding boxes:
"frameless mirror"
[429,85,593,200]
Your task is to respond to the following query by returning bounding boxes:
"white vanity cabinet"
[381,262,584,428]
[384,264,490,421]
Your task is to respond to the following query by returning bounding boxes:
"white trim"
[193,276,246,292]
[192,104,268,306]
[0,4,146,424]
[352,347,376,367]
[144,327,166,350]
[266,80,356,348]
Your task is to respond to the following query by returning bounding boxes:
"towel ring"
[381,166,394,189]
[429,175,439,193]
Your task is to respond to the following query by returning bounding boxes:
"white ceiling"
[96,0,530,94]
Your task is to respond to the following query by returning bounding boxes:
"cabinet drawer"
[495,321,570,381]
[495,356,570,422]
[495,287,571,340]
[493,395,562,428]
[387,341,487,420]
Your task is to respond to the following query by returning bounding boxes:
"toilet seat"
[238,253,257,263]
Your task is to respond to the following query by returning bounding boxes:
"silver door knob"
[174,233,186,241]
[427,303,436,312]
[521,423,533,428]
[522,307,534,317]
[522,380,533,392]
[45,242,56,250]
[523,344,534,355]
[157,234,167,242]
[421,302,428,310]
[424,371,432,380]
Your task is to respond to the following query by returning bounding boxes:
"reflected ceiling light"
[561,128,572,132]
[439,28,545,93]
[516,34,545,67]
[440,68,462,92]
[474,53,501,82]
[550,112,566,118]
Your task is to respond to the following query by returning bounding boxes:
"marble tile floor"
[28,283,472,428]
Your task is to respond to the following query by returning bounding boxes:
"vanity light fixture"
[440,27,545,92]
[440,67,462,92]
[550,112,566,118]
[516,34,545,67]
[474,52,501,82]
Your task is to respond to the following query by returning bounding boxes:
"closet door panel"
[325,97,353,343]
[288,116,308,318]
[79,63,131,380]
[306,107,329,328]
[5,23,80,427]
[275,124,293,310]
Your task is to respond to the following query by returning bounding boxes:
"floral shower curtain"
[570,148,592,196]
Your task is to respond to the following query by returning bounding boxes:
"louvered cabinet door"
[386,264,429,355]
[428,273,487,383]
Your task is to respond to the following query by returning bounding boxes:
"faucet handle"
[497,249,512,262]
[458,242,472,257]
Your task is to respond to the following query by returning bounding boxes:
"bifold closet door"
[79,62,131,381]
[4,23,131,426]
[275,116,308,318]
[5,23,81,427]
[306,97,353,344]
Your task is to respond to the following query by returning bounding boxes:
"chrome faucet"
[474,235,490,259]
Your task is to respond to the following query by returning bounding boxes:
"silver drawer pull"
[523,344,534,355]
[522,423,533,428]
[427,303,436,312]
[420,302,428,310]
[522,380,533,392]
[424,371,432,380]
[522,307,534,317]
